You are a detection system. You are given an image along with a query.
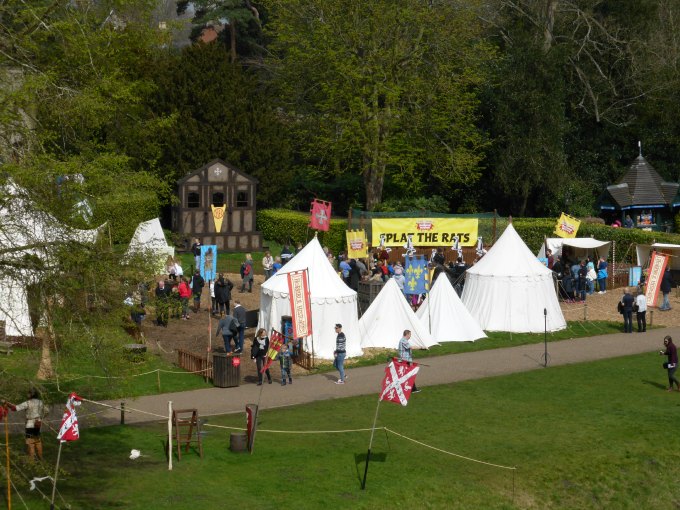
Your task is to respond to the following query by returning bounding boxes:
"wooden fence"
[177,348,213,381]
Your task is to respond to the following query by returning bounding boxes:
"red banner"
[246,404,258,453]
[645,252,668,307]
[57,393,82,442]
[287,270,312,338]
[379,358,419,406]
[261,329,285,373]
[309,199,332,231]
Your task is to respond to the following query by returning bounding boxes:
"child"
[279,343,293,385]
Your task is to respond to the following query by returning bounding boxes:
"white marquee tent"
[636,243,680,270]
[462,223,566,333]
[258,236,362,359]
[0,181,101,337]
[125,218,175,272]
[358,278,438,350]
[416,274,486,342]
[537,237,611,261]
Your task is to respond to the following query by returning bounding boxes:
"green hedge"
[513,218,680,262]
[257,209,348,255]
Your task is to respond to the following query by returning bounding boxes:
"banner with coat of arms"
[346,230,368,259]
[404,255,428,295]
[211,204,227,232]
[554,212,580,238]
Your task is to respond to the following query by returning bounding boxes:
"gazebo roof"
[603,155,679,209]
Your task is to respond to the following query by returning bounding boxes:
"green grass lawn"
[4,352,678,509]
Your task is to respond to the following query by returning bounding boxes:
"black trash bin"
[213,353,241,388]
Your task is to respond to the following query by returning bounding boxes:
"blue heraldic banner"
[404,256,428,295]
[200,245,218,281]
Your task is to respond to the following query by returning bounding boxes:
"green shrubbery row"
[257,210,680,262]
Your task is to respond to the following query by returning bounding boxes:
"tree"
[265,0,495,210]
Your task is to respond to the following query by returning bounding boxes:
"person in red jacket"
[178,277,192,320]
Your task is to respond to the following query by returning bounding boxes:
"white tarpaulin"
[258,236,362,359]
[636,243,680,271]
[125,218,175,273]
[416,274,486,342]
[462,223,566,333]
[537,238,611,261]
[358,278,437,349]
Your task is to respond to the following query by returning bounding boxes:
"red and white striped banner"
[645,252,668,307]
[287,269,312,338]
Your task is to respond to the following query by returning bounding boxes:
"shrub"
[257,209,347,255]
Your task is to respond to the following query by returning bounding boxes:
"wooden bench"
[0,341,15,355]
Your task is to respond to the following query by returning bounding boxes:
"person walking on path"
[214,273,233,316]
[398,330,420,393]
[660,335,680,392]
[216,313,239,353]
[659,267,673,311]
[621,288,635,333]
[333,324,346,384]
[233,300,247,353]
[252,328,273,385]
[635,291,647,333]
[4,389,48,461]
[191,270,204,313]
[279,343,293,385]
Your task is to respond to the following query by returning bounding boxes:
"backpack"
[244,263,251,276]
[229,317,240,334]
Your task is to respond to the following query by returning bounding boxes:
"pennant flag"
[645,252,668,307]
[309,199,332,231]
[347,230,369,259]
[554,212,581,238]
[211,204,227,233]
[404,255,427,294]
[261,329,285,373]
[287,270,312,338]
[246,404,258,453]
[403,234,416,257]
[379,358,419,406]
[57,393,82,442]
[200,245,218,281]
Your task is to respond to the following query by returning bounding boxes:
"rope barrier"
[385,427,516,471]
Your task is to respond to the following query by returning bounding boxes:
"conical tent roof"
[125,218,175,272]
[258,236,361,359]
[462,223,566,333]
[358,278,437,349]
[416,274,486,342]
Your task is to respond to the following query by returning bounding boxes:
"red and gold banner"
[261,329,285,373]
[645,252,668,307]
[287,270,312,338]
[211,204,226,232]
[246,404,258,453]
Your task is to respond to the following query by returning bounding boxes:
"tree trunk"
[36,297,55,380]
[364,158,386,211]
[229,19,237,63]
[542,0,559,53]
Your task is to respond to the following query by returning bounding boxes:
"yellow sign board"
[553,212,580,238]
[371,218,478,247]
[346,230,368,259]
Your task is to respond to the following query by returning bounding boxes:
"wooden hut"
[600,153,680,232]
[173,159,262,251]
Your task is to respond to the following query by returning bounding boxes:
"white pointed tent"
[258,237,362,359]
[125,218,174,272]
[358,278,438,349]
[0,181,102,336]
[416,274,486,342]
[461,223,566,333]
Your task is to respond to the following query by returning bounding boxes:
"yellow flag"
[346,230,368,259]
[554,212,580,238]
[211,205,227,232]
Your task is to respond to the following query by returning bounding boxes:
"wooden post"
[157,370,161,393]
[120,402,125,425]
[50,442,64,510]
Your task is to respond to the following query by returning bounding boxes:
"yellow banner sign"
[211,204,227,232]
[346,230,368,259]
[554,212,580,238]
[371,218,478,247]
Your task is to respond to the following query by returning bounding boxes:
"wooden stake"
[50,441,63,510]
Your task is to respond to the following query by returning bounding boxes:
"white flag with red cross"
[379,358,419,406]
[57,392,82,442]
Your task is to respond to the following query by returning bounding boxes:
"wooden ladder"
[167,409,203,460]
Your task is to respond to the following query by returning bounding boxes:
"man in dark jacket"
[215,313,239,353]
[620,287,635,333]
[660,335,679,391]
[214,273,233,316]
[659,267,673,311]
[155,280,170,327]
[191,270,205,313]
[232,300,247,353]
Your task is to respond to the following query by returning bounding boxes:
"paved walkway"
[50,325,675,429]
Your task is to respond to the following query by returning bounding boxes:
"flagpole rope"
[384,428,516,471]
[202,423,376,434]
[78,397,168,420]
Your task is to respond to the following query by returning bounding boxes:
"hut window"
[212,192,225,206]
[236,191,249,207]
[187,191,200,208]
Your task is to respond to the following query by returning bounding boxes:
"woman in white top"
[635,291,647,333]
[262,251,274,280]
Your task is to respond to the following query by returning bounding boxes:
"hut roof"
[604,155,679,209]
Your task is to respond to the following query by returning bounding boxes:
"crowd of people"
[549,251,609,303]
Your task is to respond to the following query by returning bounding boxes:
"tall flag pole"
[51,393,81,510]
[2,404,10,509]
[361,358,420,490]
[309,199,332,231]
